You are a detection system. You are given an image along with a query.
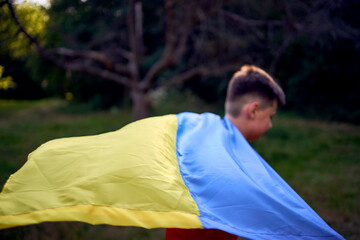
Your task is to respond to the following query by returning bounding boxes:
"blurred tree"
[0,65,16,90]
[0,0,47,58]
[275,0,360,123]
[0,1,47,99]
[2,0,359,120]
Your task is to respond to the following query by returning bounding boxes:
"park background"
[0,0,359,239]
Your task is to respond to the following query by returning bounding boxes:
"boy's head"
[225,65,285,141]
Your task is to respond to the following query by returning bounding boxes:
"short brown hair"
[225,65,285,117]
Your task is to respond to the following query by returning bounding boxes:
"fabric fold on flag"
[0,112,344,240]
[176,112,344,240]
[0,115,201,230]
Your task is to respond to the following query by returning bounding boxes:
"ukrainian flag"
[0,113,344,239]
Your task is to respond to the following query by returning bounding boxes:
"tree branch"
[5,0,134,88]
[279,0,302,31]
[141,0,193,90]
[6,0,61,65]
[112,48,133,60]
[114,63,132,76]
[162,67,207,89]
[172,4,193,63]
[220,10,285,28]
[86,33,133,61]
[64,62,133,88]
[54,48,133,86]
[127,0,140,82]
[268,35,293,75]
[163,63,242,90]
[54,48,114,70]
[135,1,144,62]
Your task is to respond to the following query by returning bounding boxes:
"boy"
[0,65,344,239]
[166,65,285,240]
[225,65,285,142]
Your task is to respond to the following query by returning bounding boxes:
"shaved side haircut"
[225,65,285,117]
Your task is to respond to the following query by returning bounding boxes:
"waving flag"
[0,113,344,239]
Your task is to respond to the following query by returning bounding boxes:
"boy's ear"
[246,102,259,120]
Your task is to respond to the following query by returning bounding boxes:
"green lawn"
[0,99,359,239]
[252,114,360,239]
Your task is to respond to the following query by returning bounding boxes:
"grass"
[252,114,360,239]
[0,99,359,239]
[0,99,133,184]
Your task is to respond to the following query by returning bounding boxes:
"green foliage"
[3,0,360,123]
[0,2,48,100]
[0,66,16,90]
[182,0,360,124]
[26,0,131,106]
[46,0,128,48]
[0,56,47,100]
[0,1,47,59]
[277,38,360,124]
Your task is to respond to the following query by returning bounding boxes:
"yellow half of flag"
[0,114,201,229]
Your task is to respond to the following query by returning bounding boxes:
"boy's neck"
[226,113,252,142]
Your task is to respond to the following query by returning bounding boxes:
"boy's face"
[247,100,277,142]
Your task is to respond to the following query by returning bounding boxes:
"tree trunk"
[130,89,150,120]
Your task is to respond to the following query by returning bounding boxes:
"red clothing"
[165,228,238,240]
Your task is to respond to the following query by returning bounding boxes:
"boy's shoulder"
[177,112,221,122]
